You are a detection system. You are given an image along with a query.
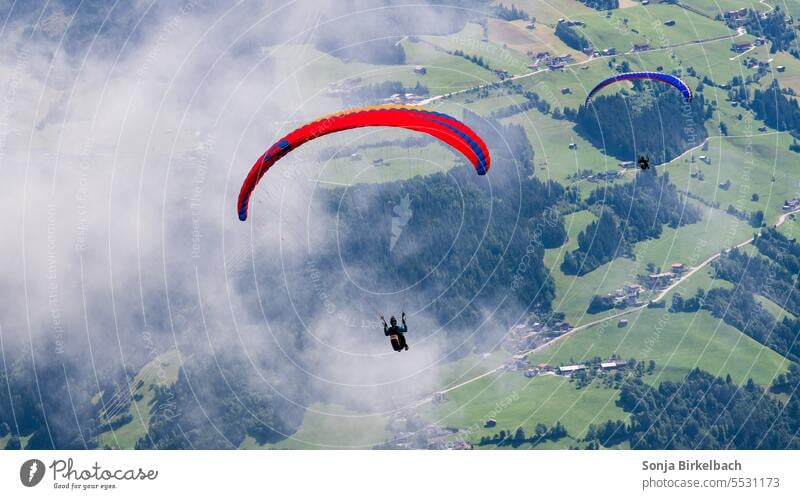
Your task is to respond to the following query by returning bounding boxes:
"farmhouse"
[671,263,686,274]
[633,43,650,52]
[731,41,754,53]
[557,364,586,375]
[617,319,628,328]
[783,198,800,211]
[413,65,427,75]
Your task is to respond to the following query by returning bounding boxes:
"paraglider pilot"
[382,313,409,352]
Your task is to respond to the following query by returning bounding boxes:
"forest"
[562,170,701,276]
[574,84,708,162]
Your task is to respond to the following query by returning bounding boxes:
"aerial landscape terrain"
[1,0,800,451]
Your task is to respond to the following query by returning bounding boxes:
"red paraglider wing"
[237,105,491,221]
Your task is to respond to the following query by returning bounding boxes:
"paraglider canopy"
[237,105,491,221]
[584,71,693,106]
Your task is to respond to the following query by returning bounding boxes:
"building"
[557,364,586,375]
[731,41,754,53]
[783,198,800,211]
[663,20,676,26]
[413,65,427,75]
[724,8,749,19]
[600,361,625,369]
[524,368,537,378]
[619,161,636,169]
[671,263,686,274]
[484,419,497,428]
[569,143,577,150]
[618,319,629,328]
[373,158,385,166]
[633,43,650,52]
[777,65,786,72]
[561,87,571,95]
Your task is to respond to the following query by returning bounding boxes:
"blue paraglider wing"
[585,71,693,105]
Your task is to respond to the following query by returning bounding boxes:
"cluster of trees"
[754,228,800,274]
[478,421,568,447]
[562,210,629,275]
[575,84,708,162]
[345,81,429,105]
[570,358,653,389]
[580,0,618,10]
[728,7,798,56]
[555,22,591,51]
[450,50,491,70]
[0,345,126,449]
[587,293,617,313]
[494,3,529,21]
[725,204,765,228]
[750,80,800,136]
[136,353,307,449]
[490,90,551,120]
[701,287,800,362]
[587,170,702,241]
[713,244,800,318]
[584,420,627,448]
[562,170,701,276]
[585,363,800,449]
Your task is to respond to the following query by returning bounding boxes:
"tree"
[750,210,764,228]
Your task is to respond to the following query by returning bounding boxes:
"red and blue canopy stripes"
[237,105,491,221]
[584,71,693,106]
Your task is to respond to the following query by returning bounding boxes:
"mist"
[0,0,519,449]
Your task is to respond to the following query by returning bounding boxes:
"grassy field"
[770,51,800,94]
[245,402,392,449]
[756,294,797,321]
[493,0,597,26]
[687,0,772,18]
[317,140,459,185]
[421,22,534,75]
[543,200,753,327]
[665,133,800,225]
[401,39,500,94]
[96,350,181,449]
[504,108,624,190]
[529,306,790,386]
[570,3,733,53]
[420,372,628,446]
